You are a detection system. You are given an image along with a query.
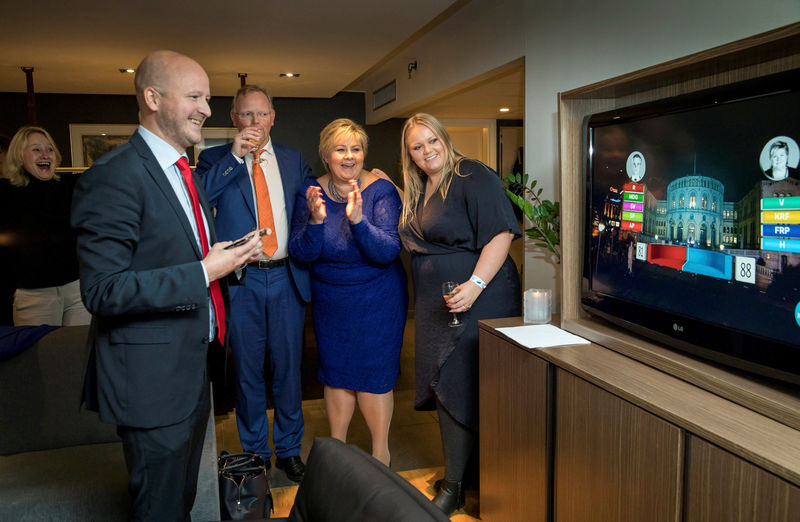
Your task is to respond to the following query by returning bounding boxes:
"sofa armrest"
[0,326,118,455]
[288,437,449,522]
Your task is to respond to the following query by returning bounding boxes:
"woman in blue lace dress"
[289,119,407,466]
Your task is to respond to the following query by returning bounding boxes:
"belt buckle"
[257,259,283,269]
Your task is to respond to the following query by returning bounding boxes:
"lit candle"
[524,288,552,324]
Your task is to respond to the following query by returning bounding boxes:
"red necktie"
[176,157,226,345]
[252,150,278,256]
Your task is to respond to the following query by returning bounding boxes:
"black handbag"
[218,451,273,520]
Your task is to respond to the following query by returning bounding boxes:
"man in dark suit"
[196,85,311,482]
[72,50,262,521]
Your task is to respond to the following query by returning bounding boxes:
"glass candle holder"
[523,288,552,324]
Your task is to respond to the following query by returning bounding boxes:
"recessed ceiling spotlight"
[119,68,135,73]
[280,73,300,78]
[499,107,510,112]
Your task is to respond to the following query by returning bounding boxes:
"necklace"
[327,177,361,203]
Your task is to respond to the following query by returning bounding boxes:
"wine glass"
[442,281,462,327]
[249,125,265,151]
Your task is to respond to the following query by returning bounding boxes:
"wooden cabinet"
[554,370,682,522]
[686,437,800,522]
[478,318,800,522]
[478,324,548,521]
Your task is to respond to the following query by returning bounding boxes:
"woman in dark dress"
[398,113,521,516]
[0,126,90,326]
[289,118,407,466]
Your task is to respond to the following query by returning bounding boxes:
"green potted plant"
[503,173,561,263]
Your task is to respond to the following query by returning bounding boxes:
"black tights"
[436,398,475,483]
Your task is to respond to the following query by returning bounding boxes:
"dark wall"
[271,93,365,176]
[0,91,371,176]
[365,117,406,186]
[0,93,139,167]
[0,90,410,181]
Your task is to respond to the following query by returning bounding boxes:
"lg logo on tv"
[673,323,684,333]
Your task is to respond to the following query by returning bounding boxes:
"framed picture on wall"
[69,124,137,168]
[194,127,239,165]
[69,125,239,168]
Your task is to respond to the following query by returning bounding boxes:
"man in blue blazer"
[196,85,312,482]
[72,51,263,521]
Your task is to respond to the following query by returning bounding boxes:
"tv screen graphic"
[583,71,800,384]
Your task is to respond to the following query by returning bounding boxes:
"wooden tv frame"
[557,22,800,429]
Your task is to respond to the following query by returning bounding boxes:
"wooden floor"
[215,401,479,519]
[214,314,491,520]
[270,465,481,520]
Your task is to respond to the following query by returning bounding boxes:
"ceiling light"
[280,73,300,78]
[119,68,135,73]
[499,107,510,112]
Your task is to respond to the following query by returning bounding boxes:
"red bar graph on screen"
[622,221,643,231]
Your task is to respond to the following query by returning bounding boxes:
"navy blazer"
[72,131,225,429]
[196,142,312,303]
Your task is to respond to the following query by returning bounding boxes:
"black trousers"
[118,383,210,522]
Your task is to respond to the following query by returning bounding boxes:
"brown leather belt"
[248,259,286,270]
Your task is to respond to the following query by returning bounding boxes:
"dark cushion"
[0,325,220,521]
[0,325,58,360]
[0,442,130,521]
[287,438,449,522]
[0,325,118,456]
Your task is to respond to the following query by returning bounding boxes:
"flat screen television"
[582,69,800,386]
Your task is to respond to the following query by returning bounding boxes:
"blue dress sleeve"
[350,180,403,264]
[288,178,324,263]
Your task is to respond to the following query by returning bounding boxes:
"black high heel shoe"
[432,479,465,516]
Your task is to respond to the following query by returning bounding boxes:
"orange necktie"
[176,157,226,345]
[252,149,278,256]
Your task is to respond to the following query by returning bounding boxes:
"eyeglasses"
[234,111,272,120]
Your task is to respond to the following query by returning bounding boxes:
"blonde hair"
[399,113,464,227]
[2,126,62,187]
[318,118,368,170]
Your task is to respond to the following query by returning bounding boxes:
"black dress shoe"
[432,479,464,516]
[275,455,305,482]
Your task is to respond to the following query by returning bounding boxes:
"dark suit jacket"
[72,131,226,429]
[765,166,798,180]
[196,142,312,302]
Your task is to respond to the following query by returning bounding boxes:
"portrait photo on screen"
[583,70,800,385]
[626,151,646,182]
[760,136,799,181]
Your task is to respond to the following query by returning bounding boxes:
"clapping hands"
[306,185,327,224]
[307,179,362,225]
[345,179,362,224]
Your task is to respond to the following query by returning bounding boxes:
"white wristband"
[470,274,487,290]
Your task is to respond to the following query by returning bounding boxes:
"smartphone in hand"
[224,228,269,250]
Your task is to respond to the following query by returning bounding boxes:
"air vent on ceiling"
[373,80,396,110]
